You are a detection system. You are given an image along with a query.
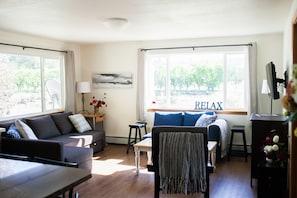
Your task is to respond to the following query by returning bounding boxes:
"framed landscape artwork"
[92,73,133,88]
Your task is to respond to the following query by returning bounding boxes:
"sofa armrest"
[1,138,64,161]
[208,124,221,143]
[208,119,228,160]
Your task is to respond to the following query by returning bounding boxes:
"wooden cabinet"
[250,113,288,187]
[257,162,287,198]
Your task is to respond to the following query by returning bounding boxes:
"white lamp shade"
[77,82,91,93]
[261,80,270,94]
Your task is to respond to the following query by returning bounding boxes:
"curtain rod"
[140,43,252,51]
[0,42,67,53]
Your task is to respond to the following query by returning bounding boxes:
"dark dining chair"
[148,126,213,198]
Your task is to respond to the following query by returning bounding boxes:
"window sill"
[146,108,247,115]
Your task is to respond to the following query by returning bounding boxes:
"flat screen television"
[265,61,287,100]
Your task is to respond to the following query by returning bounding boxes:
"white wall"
[81,33,284,150]
[0,27,285,151]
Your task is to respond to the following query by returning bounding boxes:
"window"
[0,50,65,118]
[145,46,249,111]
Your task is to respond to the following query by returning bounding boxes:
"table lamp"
[77,82,91,113]
[261,79,272,114]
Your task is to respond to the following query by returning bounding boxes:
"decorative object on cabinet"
[262,129,288,168]
[282,64,297,137]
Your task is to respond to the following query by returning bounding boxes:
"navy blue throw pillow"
[154,112,183,126]
[6,123,21,139]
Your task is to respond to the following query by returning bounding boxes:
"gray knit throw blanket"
[159,132,207,195]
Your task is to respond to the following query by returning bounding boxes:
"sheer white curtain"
[248,43,257,115]
[137,49,147,121]
[64,51,76,113]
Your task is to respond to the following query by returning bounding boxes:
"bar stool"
[136,121,147,134]
[126,123,146,154]
[228,125,248,162]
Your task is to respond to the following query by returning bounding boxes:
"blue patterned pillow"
[6,123,21,139]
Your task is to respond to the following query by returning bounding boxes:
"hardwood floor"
[75,144,257,198]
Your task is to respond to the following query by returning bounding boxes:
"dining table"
[0,157,91,198]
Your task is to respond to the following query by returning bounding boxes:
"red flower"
[90,96,107,108]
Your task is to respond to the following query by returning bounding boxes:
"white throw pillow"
[68,114,92,133]
[195,114,217,127]
[15,119,38,139]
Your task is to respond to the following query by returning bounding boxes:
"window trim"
[147,108,247,115]
[0,46,66,120]
[144,46,249,112]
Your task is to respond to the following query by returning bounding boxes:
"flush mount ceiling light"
[103,18,129,30]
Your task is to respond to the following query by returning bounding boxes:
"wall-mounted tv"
[265,61,287,100]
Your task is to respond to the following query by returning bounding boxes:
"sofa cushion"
[183,111,215,126]
[154,112,183,126]
[15,119,38,140]
[195,114,217,127]
[51,112,76,134]
[26,115,61,139]
[6,123,21,139]
[47,134,82,147]
[68,114,92,133]
[48,130,103,147]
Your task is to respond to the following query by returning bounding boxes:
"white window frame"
[0,46,65,120]
[144,46,249,112]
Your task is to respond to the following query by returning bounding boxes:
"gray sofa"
[0,112,106,170]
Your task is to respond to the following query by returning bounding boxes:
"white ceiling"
[0,0,293,44]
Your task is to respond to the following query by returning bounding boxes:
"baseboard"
[106,136,128,144]
[230,144,252,154]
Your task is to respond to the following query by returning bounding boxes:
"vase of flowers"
[282,64,297,137]
[265,157,273,164]
[262,130,288,167]
[90,96,107,115]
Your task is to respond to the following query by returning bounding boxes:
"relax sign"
[194,101,223,110]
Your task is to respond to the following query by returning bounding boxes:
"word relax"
[194,101,223,110]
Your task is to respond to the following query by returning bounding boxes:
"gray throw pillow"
[68,114,92,133]
[15,119,38,139]
[51,112,76,134]
[26,115,61,139]
[195,114,217,127]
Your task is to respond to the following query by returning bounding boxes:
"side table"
[257,161,288,198]
[134,138,152,175]
[82,114,105,130]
